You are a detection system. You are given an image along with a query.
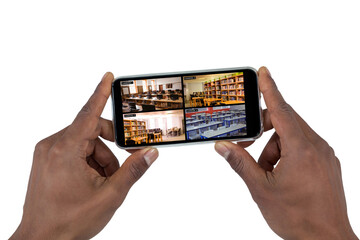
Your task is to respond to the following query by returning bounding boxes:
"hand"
[215,67,358,240]
[10,73,159,240]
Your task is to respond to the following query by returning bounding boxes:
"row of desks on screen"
[200,124,246,139]
[186,117,246,136]
[188,111,244,120]
[126,97,183,104]
[126,97,183,109]
[186,121,223,139]
[186,115,246,128]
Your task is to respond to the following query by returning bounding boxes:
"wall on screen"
[185,82,203,100]
[154,78,182,91]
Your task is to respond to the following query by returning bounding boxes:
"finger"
[126,149,141,154]
[91,138,120,177]
[107,147,159,197]
[262,109,273,132]
[58,117,115,156]
[258,132,281,172]
[258,67,305,142]
[88,118,114,145]
[237,141,254,148]
[65,72,114,142]
[215,141,265,190]
[99,118,115,142]
[87,156,106,177]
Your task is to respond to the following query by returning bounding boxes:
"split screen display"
[120,72,247,146]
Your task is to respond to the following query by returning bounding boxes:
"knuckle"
[325,143,335,156]
[227,150,245,175]
[328,145,335,156]
[48,143,65,159]
[317,139,329,150]
[275,101,292,114]
[336,157,341,170]
[34,139,48,154]
[302,144,316,158]
[251,189,269,205]
[80,103,92,114]
[72,114,99,136]
[298,143,318,162]
[128,161,146,183]
[94,89,108,102]
[316,140,335,157]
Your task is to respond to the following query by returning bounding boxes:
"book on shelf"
[237,90,245,95]
[236,76,244,81]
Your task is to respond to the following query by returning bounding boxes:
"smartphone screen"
[112,67,262,148]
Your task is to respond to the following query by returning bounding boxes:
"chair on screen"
[128,102,139,112]
[126,139,136,145]
[142,104,155,111]
[148,133,155,143]
[170,94,179,100]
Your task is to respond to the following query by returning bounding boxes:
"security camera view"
[121,77,183,113]
[123,110,185,146]
[119,70,248,145]
[185,105,246,140]
[183,72,244,108]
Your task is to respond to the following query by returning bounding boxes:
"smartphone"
[111,67,263,148]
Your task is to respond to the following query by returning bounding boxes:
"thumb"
[108,147,159,195]
[215,141,265,189]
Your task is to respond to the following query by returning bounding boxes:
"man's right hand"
[215,67,358,239]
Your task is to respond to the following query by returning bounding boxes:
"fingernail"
[215,142,231,159]
[263,66,271,77]
[143,148,159,166]
[102,72,110,82]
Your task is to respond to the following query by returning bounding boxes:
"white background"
[1,1,359,239]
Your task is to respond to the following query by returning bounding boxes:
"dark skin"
[215,67,358,240]
[10,73,159,240]
[10,68,358,239]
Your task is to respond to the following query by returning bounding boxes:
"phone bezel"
[112,67,263,149]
